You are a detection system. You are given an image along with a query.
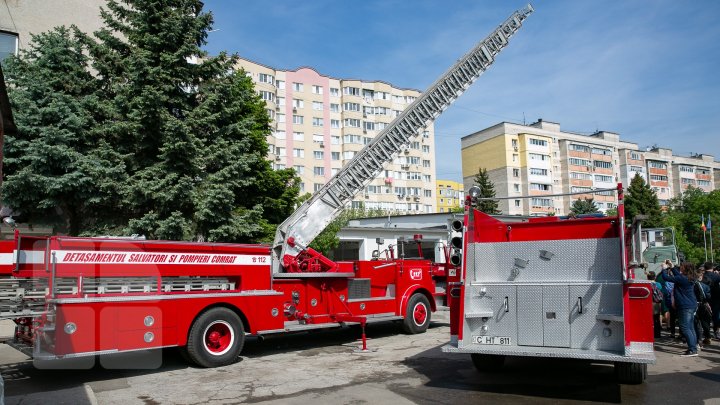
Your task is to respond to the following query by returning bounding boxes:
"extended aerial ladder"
[272,4,534,274]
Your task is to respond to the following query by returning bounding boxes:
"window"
[571,186,591,193]
[331,136,340,145]
[258,91,274,102]
[312,117,323,127]
[314,183,324,192]
[276,147,286,156]
[266,109,275,120]
[530,183,551,191]
[314,151,324,160]
[595,175,613,183]
[330,103,340,112]
[330,87,339,97]
[511,139,518,148]
[312,85,323,94]
[277,113,285,123]
[681,178,696,184]
[277,97,286,106]
[293,82,303,92]
[514,184,520,192]
[312,101,323,111]
[569,144,590,153]
[331,168,339,176]
[343,87,360,96]
[648,161,667,169]
[331,119,340,128]
[312,134,324,143]
[569,158,591,166]
[363,136,372,145]
[529,138,547,146]
[344,118,361,128]
[422,160,431,168]
[650,175,668,181]
[591,148,611,156]
[292,115,304,124]
[343,151,356,160]
[292,148,304,158]
[364,121,375,131]
[258,73,274,84]
[570,172,592,180]
[343,102,360,112]
[679,165,694,173]
[630,165,644,172]
[405,96,416,103]
[515,200,521,207]
[362,89,374,98]
[593,160,612,169]
[698,180,711,186]
[529,153,549,161]
[531,198,552,207]
[292,99,304,109]
[630,152,641,160]
[529,168,548,176]
[275,131,286,139]
[424,189,433,197]
[313,166,325,176]
[293,165,304,174]
[513,168,520,177]
[422,145,430,153]
[343,134,362,144]
[276,80,285,90]
[331,152,340,160]
[512,154,518,163]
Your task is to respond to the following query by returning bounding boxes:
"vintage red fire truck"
[0,6,534,368]
[442,185,656,384]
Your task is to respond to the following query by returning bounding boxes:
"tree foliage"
[663,187,720,264]
[472,167,500,214]
[310,207,389,258]
[570,198,600,215]
[625,173,662,227]
[2,0,299,241]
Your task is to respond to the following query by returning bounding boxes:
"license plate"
[473,335,511,345]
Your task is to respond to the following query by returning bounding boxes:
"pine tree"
[1,27,126,235]
[473,168,500,214]
[570,198,600,215]
[624,173,662,227]
[85,0,298,241]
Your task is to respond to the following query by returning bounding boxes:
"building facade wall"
[436,180,464,212]
[237,58,437,214]
[461,120,720,216]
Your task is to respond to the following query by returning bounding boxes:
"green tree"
[624,173,662,227]
[310,207,388,257]
[1,27,126,235]
[570,198,600,215]
[472,168,500,214]
[663,187,720,264]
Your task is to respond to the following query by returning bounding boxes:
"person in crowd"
[659,260,677,338]
[646,270,663,337]
[663,261,699,356]
[700,261,719,340]
[694,266,712,347]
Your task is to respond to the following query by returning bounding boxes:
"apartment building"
[1,0,106,64]
[462,119,719,216]
[436,180,464,213]
[237,58,437,214]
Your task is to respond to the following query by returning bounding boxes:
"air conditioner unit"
[363,130,367,134]
[513,146,518,151]
[319,143,324,148]
[404,149,410,154]
[293,107,297,112]
[276,106,280,111]
[413,196,420,202]
[401,165,410,170]
[363,114,367,118]
[275,156,281,161]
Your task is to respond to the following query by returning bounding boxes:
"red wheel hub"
[204,321,233,355]
[413,303,427,325]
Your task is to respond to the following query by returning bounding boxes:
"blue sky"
[202,1,720,182]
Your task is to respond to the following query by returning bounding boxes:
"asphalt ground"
[1,312,719,405]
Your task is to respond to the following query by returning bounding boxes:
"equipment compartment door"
[463,285,517,346]
[542,285,570,348]
[516,286,543,346]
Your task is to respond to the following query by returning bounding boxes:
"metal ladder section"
[0,276,235,320]
[271,4,534,273]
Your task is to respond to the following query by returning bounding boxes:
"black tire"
[186,307,244,368]
[402,293,431,334]
[615,362,647,384]
[470,353,506,372]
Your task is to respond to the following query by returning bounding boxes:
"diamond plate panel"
[516,286,543,346]
[462,285,516,347]
[569,284,624,351]
[542,285,570,347]
[469,238,621,283]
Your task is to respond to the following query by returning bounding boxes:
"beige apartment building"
[237,58,437,214]
[1,0,106,63]
[462,119,719,216]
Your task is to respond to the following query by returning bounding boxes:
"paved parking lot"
[1,312,719,404]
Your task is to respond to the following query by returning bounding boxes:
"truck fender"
[399,285,436,316]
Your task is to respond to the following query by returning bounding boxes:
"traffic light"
[449,218,464,267]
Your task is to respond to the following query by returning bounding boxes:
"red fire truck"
[0,6,534,367]
[442,185,655,384]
